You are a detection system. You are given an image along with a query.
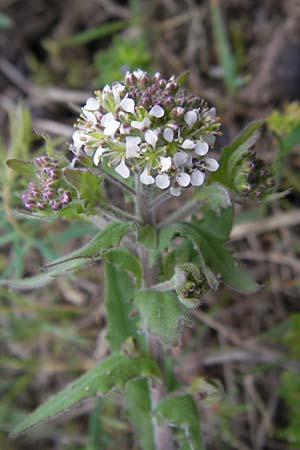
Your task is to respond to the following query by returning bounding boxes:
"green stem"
[135,176,174,450]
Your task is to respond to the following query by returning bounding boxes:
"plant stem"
[135,176,174,450]
[158,198,202,228]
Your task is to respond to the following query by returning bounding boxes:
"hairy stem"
[135,176,174,450]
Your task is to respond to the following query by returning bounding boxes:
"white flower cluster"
[72,70,220,196]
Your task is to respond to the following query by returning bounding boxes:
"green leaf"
[0,258,89,290]
[59,20,127,47]
[154,394,204,450]
[45,221,132,269]
[10,352,160,437]
[105,263,137,351]
[212,121,264,186]
[126,380,155,450]
[6,159,35,178]
[63,168,105,210]
[181,222,258,293]
[194,183,231,216]
[176,71,190,86]
[104,247,142,287]
[135,290,192,346]
[138,224,158,249]
[190,377,224,404]
[193,206,234,243]
[33,129,54,157]
[105,264,155,450]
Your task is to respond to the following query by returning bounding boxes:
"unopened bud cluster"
[173,263,210,308]
[72,70,221,196]
[22,156,72,211]
[234,151,275,199]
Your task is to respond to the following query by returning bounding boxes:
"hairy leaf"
[194,183,231,216]
[154,394,204,450]
[10,353,160,437]
[0,258,89,290]
[135,290,192,346]
[6,159,35,178]
[212,121,264,187]
[138,224,158,249]
[104,247,142,287]
[63,168,105,209]
[45,221,132,269]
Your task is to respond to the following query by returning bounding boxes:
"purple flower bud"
[61,191,72,205]
[48,169,60,180]
[140,96,151,108]
[24,200,36,210]
[43,189,56,200]
[50,200,62,211]
[164,97,175,107]
[171,107,185,118]
[22,192,32,202]
[158,79,167,88]
[36,201,48,210]
[30,189,41,199]
[166,81,178,92]
[139,73,150,87]
[125,72,137,86]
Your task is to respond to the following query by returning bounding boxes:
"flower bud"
[172,263,210,308]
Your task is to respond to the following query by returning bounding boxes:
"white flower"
[204,107,216,121]
[84,97,100,111]
[176,172,191,187]
[101,112,120,137]
[120,96,135,114]
[93,146,107,166]
[156,173,170,189]
[184,110,198,126]
[195,141,209,156]
[159,156,172,171]
[125,136,141,158]
[181,139,196,149]
[131,117,151,130]
[72,130,83,150]
[112,83,125,104]
[133,69,145,79]
[191,170,205,186]
[170,186,181,196]
[140,166,155,185]
[173,152,188,166]
[82,110,97,125]
[115,159,130,179]
[205,158,219,172]
[145,129,158,148]
[163,127,174,143]
[149,105,164,118]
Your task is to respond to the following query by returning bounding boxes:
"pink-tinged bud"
[139,73,150,87]
[36,201,48,210]
[48,169,60,180]
[61,191,72,205]
[166,81,178,92]
[125,72,137,86]
[171,107,185,118]
[164,97,175,107]
[50,200,62,211]
[140,96,151,108]
[24,200,36,210]
[158,79,167,88]
[22,192,32,202]
[43,189,56,200]
[30,189,41,199]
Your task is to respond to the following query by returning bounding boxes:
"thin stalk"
[150,191,172,211]
[91,166,136,195]
[158,198,202,228]
[135,176,174,450]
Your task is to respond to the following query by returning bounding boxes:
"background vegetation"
[0,0,299,449]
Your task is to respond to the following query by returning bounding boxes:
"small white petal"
[133,69,145,79]
[181,139,196,149]
[184,110,198,126]
[204,107,216,120]
[115,159,130,179]
[156,173,170,189]
[191,170,205,186]
[112,83,125,103]
[140,166,155,185]
[93,146,106,166]
[160,156,172,172]
[202,134,216,146]
[85,147,95,156]
[83,110,97,125]
[131,117,151,130]
[104,120,120,137]
[195,141,209,156]
[145,129,158,148]
[176,172,191,187]
[170,186,181,197]
[84,97,100,111]
[125,136,141,158]
[149,105,164,118]
[120,97,135,114]
[163,127,174,142]
[72,130,82,149]
[173,152,188,167]
[101,112,115,126]
[205,158,219,172]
